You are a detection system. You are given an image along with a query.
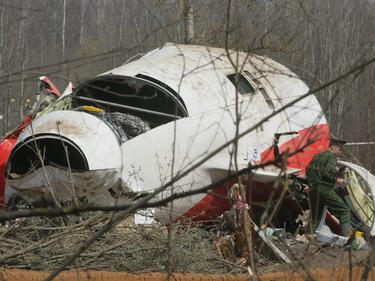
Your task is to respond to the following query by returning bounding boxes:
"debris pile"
[0,213,245,274]
[0,211,370,274]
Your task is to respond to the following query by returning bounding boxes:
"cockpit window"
[226,73,255,95]
[72,75,188,128]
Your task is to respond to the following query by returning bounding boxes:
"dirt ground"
[1,266,375,281]
[258,240,370,274]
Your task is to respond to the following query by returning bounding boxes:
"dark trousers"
[309,184,351,233]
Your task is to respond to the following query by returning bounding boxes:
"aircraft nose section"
[5,110,122,205]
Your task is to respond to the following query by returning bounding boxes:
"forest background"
[0,0,375,170]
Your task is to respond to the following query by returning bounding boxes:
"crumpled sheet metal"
[338,160,375,236]
[6,166,121,206]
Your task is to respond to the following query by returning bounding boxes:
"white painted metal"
[7,166,120,206]
[114,44,325,220]
[6,44,328,222]
[6,43,375,234]
[338,160,375,236]
[58,81,74,100]
[18,110,122,170]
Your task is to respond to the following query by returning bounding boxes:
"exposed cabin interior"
[73,74,188,128]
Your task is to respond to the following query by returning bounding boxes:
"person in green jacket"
[306,138,351,237]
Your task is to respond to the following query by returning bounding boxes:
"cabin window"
[226,73,255,95]
[243,70,275,110]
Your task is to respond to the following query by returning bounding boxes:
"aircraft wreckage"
[0,43,374,235]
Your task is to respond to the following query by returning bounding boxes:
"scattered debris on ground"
[0,213,236,274]
[0,212,370,274]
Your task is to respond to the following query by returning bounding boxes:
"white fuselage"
[5,44,328,222]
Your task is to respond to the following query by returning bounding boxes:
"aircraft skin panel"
[6,166,121,206]
[15,111,122,171]
[339,161,375,235]
[113,44,329,221]
[171,124,327,222]
[106,44,321,122]
[344,169,373,226]
[119,99,288,191]
[261,124,329,173]
[121,120,328,222]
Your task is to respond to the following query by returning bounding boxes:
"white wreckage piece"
[3,43,375,234]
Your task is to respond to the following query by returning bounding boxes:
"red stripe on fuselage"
[181,124,329,222]
[261,124,329,174]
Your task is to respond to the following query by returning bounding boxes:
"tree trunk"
[184,0,194,44]
[79,0,85,46]
[62,0,66,58]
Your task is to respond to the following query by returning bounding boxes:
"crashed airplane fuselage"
[3,43,374,233]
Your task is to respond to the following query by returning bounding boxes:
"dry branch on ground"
[0,214,242,274]
[0,213,369,275]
